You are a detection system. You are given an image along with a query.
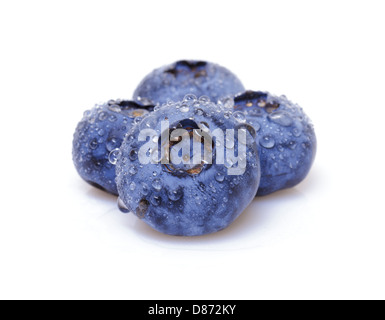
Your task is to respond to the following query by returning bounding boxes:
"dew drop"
[268,111,293,127]
[141,183,149,195]
[97,129,105,136]
[98,112,107,121]
[134,116,143,124]
[224,111,232,119]
[168,188,183,201]
[108,105,121,113]
[118,197,130,213]
[129,149,138,161]
[140,116,157,130]
[232,111,246,123]
[151,195,162,207]
[292,127,302,137]
[198,182,206,192]
[106,137,119,152]
[89,139,98,150]
[88,116,96,124]
[108,115,117,122]
[259,135,276,149]
[152,178,162,191]
[289,141,297,150]
[129,165,137,175]
[129,182,136,191]
[215,172,225,182]
[221,97,234,109]
[108,148,121,165]
[183,94,197,102]
[180,104,190,113]
[199,95,210,103]
[195,108,204,116]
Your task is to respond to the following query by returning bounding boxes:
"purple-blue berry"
[115,95,260,236]
[72,100,153,194]
[233,91,317,196]
[133,60,245,106]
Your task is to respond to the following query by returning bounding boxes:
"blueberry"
[232,91,317,196]
[72,100,154,195]
[115,95,260,236]
[133,60,245,106]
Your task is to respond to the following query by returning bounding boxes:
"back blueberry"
[233,91,317,196]
[133,60,245,106]
[72,100,153,194]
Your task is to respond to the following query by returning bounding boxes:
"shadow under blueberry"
[130,186,308,248]
[81,168,319,248]
[85,182,117,203]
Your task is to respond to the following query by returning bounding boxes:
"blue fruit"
[72,100,154,195]
[115,95,260,236]
[133,60,245,106]
[232,91,317,196]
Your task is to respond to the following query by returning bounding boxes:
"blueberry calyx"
[165,60,208,78]
[234,91,280,113]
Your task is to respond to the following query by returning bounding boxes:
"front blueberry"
[72,100,154,195]
[232,91,317,196]
[115,95,260,236]
[133,60,245,106]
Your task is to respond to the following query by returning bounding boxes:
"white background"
[1,0,384,300]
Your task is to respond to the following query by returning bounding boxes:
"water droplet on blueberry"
[183,94,197,102]
[108,115,117,122]
[152,178,162,191]
[199,96,210,103]
[180,104,190,113]
[168,188,183,201]
[108,148,121,165]
[141,183,149,195]
[194,108,204,116]
[215,172,225,182]
[268,111,293,126]
[129,165,138,175]
[108,105,121,113]
[118,197,130,213]
[260,135,276,149]
[232,111,246,123]
[89,139,98,150]
[129,182,136,191]
[151,195,162,207]
[129,148,138,161]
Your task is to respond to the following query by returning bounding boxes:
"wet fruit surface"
[72,100,153,194]
[233,91,317,196]
[115,95,260,236]
[133,60,245,106]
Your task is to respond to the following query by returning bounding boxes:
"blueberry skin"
[72,100,153,195]
[133,60,245,106]
[116,96,260,236]
[232,91,317,196]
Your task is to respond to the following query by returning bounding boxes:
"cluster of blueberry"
[73,60,316,236]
